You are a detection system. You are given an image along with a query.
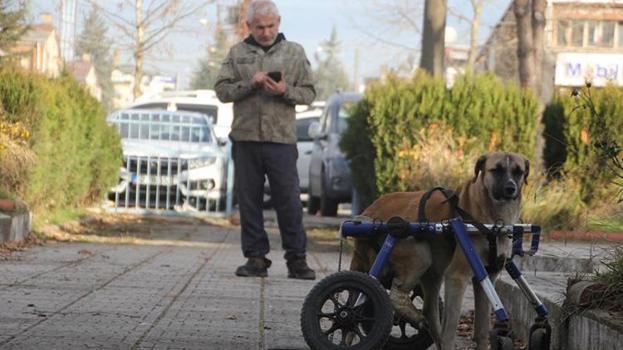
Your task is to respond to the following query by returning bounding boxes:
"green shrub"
[0,66,121,214]
[341,71,539,205]
[542,86,623,203]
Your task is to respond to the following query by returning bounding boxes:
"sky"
[29,0,512,89]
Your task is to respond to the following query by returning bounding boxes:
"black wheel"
[301,271,393,350]
[361,285,440,350]
[320,172,338,216]
[308,195,320,215]
[490,335,514,350]
[529,327,549,350]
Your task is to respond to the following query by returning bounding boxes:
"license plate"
[131,174,176,185]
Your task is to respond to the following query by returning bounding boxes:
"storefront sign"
[555,52,623,87]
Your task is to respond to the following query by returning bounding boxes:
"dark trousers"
[232,141,307,261]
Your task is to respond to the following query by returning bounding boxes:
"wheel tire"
[529,328,549,350]
[491,335,514,350]
[308,195,320,215]
[361,285,441,350]
[320,174,338,216]
[301,271,393,350]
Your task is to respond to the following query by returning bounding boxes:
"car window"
[319,106,331,134]
[337,102,356,134]
[175,103,218,124]
[113,111,214,143]
[296,117,320,142]
[132,102,169,110]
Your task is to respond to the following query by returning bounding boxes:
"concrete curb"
[0,211,32,243]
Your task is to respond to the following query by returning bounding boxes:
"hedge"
[341,71,539,207]
[0,66,121,213]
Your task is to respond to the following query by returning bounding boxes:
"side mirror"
[217,137,229,147]
[308,121,322,139]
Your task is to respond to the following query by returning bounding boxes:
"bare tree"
[420,0,447,77]
[234,0,251,40]
[513,0,545,92]
[467,0,484,72]
[90,0,212,98]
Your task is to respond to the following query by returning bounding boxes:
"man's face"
[248,13,280,47]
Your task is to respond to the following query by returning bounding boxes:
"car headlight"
[188,156,217,169]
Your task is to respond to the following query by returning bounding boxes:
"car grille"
[125,157,188,175]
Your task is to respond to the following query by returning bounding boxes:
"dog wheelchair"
[300,216,551,350]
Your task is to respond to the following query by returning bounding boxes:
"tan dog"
[350,151,529,350]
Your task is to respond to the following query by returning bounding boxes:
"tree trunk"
[514,0,534,90]
[466,0,483,73]
[236,0,251,40]
[531,0,546,96]
[420,0,447,78]
[133,0,144,99]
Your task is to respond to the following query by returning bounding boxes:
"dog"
[349,151,529,350]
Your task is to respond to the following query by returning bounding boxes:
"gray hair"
[246,0,280,23]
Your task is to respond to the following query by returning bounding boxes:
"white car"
[107,109,229,212]
[295,108,322,192]
[128,90,233,142]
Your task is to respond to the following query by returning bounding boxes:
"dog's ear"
[473,154,487,182]
[524,158,530,184]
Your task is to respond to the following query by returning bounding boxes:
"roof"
[68,60,94,82]
[20,24,55,44]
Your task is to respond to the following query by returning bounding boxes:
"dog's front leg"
[440,272,469,350]
[472,273,496,350]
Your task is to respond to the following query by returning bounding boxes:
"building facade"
[478,0,623,98]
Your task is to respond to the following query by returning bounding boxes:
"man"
[214,0,316,280]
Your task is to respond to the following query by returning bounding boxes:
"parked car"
[107,109,229,212]
[307,91,363,216]
[128,90,233,142]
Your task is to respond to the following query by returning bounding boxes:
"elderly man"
[214,0,316,280]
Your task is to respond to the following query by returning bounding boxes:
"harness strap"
[417,187,499,272]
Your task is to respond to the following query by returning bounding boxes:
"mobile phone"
[267,71,282,82]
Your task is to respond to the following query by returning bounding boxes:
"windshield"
[112,111,214,143]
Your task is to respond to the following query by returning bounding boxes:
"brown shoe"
[235,257,272,277]
[287,258,316,280]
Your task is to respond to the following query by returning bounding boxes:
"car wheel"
[307,195,320,215]
[320,174,338,216]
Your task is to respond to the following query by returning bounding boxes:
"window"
[557,19,570,46]
[337,102,356,134]
[571,20,584,47]
[176,104,218,124]
[588,20,615,47]
[296,117,320,142]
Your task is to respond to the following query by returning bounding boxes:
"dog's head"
[473,151,530,202]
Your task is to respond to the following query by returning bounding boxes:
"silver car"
[107,109,229,212]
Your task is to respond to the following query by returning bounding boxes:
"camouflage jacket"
[214,37,316,144]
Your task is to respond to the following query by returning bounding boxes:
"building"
[477,0,623,99]
[11,13,62,78]
[67,54,102,101]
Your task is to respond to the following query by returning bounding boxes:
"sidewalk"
[0,210,619,349]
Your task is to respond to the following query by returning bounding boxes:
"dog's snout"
[504,181,517,197]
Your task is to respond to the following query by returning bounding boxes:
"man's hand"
[251,72,268,88]
[264,72,286,95]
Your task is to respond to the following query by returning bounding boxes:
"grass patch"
[587,216,623,233]
[306,227,353,254]
[33,206,88,228]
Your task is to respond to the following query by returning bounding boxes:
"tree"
[420,0,447,78]
[90,0,212,99]
[75,4,114,111]
[513,0,545,93]
[190,22,229,90]
[313,26,350,101]
[0,0,27,60]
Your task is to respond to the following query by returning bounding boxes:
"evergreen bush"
[341,71,539,205]
[0,66,121,213]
